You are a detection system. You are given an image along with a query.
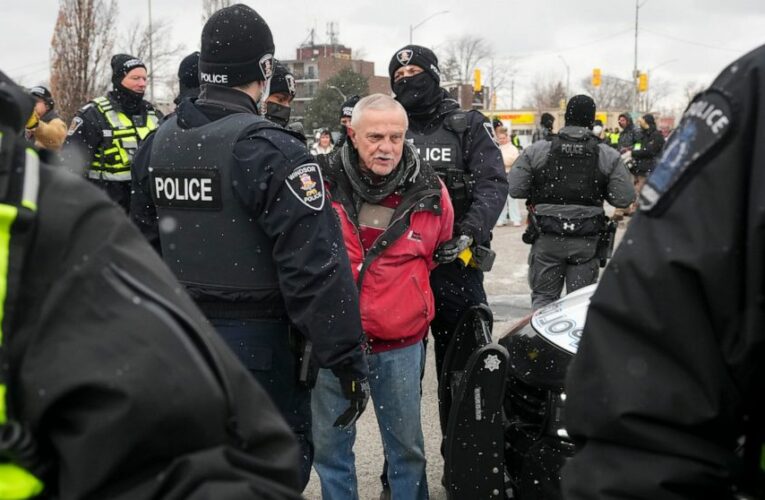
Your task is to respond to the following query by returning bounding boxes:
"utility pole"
[633,0,643,113]
[148,0,154,102]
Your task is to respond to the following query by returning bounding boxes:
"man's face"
[340,116,351,127]
[393,65,424,83]
[267,92,292,106]
[618,116,627,128]
[33,98,47,117]
[637,117,648,130]
[348,108,407,177]
[121,67,148,93]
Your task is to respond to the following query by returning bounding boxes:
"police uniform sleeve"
[459,111,509,244]
[60,104,103,175]
[129,132,161,252]
[18,166,303,499]
[561,50,765,499]
[599,145,635,208]
[231,133,368,379]
[506,143,541,200]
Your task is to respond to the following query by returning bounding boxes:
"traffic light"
[592,68,602,87]
[638,72,648,92]
[473,69,482,92]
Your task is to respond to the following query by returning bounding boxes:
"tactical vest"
[408,112,472,220]
[149,114,282,314]
[0,131,45,499]
[531,134,607,207]
[87,96,158,181]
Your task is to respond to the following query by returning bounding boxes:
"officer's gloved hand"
[434,234,473,264]
[333,373,370,430]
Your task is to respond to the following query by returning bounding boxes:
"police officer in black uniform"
[562,45,765,500]
[335,94,360,149]
[508,95,634,310]
[264,60,296,128]
[130,4,369,490]
[62,54,161,212]
[389,45,508,394]
[0,68,303,500]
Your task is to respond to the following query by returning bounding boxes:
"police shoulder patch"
[482,121,499,147]
[639,89,733,215]
[67,116,83,136]
[285,162,325,211]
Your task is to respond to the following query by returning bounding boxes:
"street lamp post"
[409,10,450,44]
[148,0,155,102]
[328,85,347,101]
[558,55,570,101]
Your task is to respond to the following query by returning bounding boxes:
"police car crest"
[259,54,274,80]
[285,163,325,210]
[396,49,413,65]
[640,89,733,215]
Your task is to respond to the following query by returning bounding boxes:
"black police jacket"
[562,43,765,499]
[631,125,666,175]
[130,85,368,380]
[407,92,507,245]
[9,147,302,499]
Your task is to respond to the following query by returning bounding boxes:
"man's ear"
[347,126,357,147]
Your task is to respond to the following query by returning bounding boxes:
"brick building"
[283,43,389,122]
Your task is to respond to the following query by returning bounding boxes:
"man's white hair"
[350,93,408,129]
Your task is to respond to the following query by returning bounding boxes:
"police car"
[442,284,596,500]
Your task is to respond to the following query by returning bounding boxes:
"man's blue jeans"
[312,342,428,499]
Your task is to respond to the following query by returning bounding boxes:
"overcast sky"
[2,0,764,113]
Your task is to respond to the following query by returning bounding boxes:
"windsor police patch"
[396,49,413,65]
[151,168,222,210]
[639,90,733,215]
[285,163,325,210]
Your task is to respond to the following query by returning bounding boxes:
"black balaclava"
[175,51,200,104]
[265,61,295,127]
[389,45,443,115]
[337,94,360,145]
[110,53,146,114]
[565,95,596,128]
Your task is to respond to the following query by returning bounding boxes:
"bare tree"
[580,74,633,111]
[525,74,567,110]
[486,57,517,109]
[202,0,231,23]
[118,20,186,101]
[50,0,117,123]
[640,77,673,112]
[682,80,708,105]
[438,36,493,84]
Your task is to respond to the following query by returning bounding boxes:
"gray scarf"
[340,141,420,206]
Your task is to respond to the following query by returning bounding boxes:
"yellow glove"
[25,112,39,130]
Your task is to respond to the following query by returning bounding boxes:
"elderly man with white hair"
[313,94,454,500]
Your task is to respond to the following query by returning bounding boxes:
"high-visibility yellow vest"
[0,133,44,499]
[88,96,158,182]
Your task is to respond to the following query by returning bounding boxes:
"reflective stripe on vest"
[0,136,43,499]
[88,96,158,181]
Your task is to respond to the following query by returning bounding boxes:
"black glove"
[434,234,473,264]
[333,373,370,430]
